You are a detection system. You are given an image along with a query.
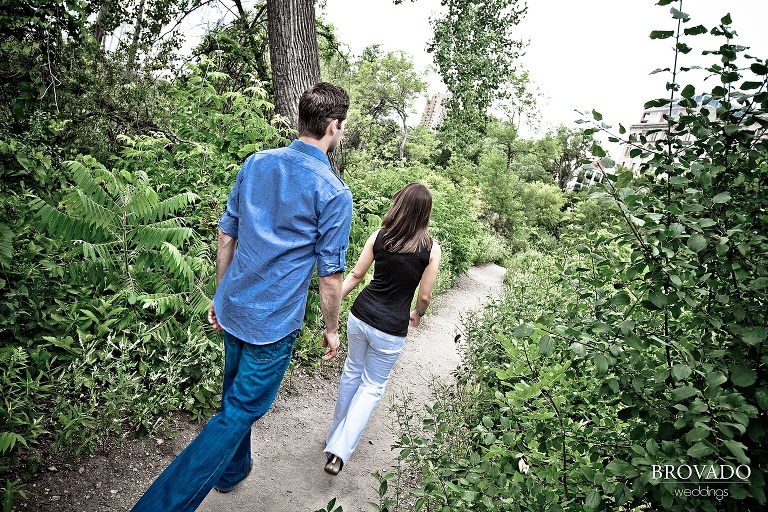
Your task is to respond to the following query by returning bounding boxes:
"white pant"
[325,313,407,463]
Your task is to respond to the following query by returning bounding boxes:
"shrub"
[393,6,768,510]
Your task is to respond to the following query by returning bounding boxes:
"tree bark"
[91,5,108,48]
[266,0,321,135]
[126,0,147,73]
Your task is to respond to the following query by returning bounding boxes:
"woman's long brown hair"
[381,183,433,253]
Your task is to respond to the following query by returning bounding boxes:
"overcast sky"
[320,0,768,157]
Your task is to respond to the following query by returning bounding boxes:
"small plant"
[369,470,397,512]
[2,478,28,512]
[314,497,344,512]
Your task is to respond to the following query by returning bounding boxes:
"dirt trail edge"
[20,263,506,512]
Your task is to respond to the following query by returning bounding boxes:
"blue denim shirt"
[213,139,352,344]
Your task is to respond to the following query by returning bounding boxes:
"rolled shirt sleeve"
[315,188,353,277]
[218,166,244,238]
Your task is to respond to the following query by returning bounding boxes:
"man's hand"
[322,329,340,360]
[208,302,223,332]
[318,272,343,361]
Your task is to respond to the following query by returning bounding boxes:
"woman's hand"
[409,310,422,327]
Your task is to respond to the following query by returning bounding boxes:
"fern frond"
[188,288,213,315]
[128,187,161,221]
[140,292,187,315]
[0,223,13,268]
[149,192,200,222]
[160,242,195,288]
[65,160,115,208]
[94,163,122,197]
[65,189,120,229]
[122,272,142,297]
[77,240,120,268]
[133,224,193,248]
[144,315,183,343]
[29,196,100,241]
[67,260,113,288]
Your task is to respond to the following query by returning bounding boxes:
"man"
[132,82,352,512]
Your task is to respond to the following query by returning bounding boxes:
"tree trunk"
[126,0,146,73]
[398,112,408,160]
[91,5,108,48]
[266,0,321,135]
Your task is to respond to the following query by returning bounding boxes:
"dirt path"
[19,263,506,512]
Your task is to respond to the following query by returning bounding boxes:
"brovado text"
[652,464,751,482]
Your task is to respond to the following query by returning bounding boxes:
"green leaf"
[605,461,623,476]
[670,7,689,21]
[592,144,606,158]
[671,364,692,381]
[570,342,587,357]
[730,367,757,387]
[723,439,750,465]
[756,388,768,411]
[742,327,767,345]
[685,426,710,443]
[539,335,555,356]
[649,290,668,308]
[706,371,727,388]
[687,442,713,458]
[684,25,708,36]
[0,432,29,454]
[721,13,732,25]
[645,98,670,109]
[712,192,732,204]
[611,291,631,306]
[671,386,698,401]
[650,30,674,40]
[681,84,696,98]
[687,234,707,253]
[741,81,763,90]
[619,319,635,334]
[585,490,601,509]
[0,223,13,268]
[593,354,609,375]
[751,62,768,75]
[512,322,534,339]
[592,109,603,121]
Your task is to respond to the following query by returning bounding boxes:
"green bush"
[344,162,490,284]
[393,8,768,511]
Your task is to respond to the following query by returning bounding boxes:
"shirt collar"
[289,139,331,168]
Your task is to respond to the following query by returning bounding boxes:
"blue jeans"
[132,330,296,512]
[325,313,406,463]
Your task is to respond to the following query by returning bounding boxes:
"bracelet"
[416,309,425,317]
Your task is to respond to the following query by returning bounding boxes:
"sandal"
[324,454,343,475]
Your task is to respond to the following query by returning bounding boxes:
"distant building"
[620,95,719,169]
[566,160,607,192]
[421,92,449,129]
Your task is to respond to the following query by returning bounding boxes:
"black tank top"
[350,230,432,336]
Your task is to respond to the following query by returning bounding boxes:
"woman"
[324,183,441,475]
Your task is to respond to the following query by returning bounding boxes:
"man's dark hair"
[298,82,350,139]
